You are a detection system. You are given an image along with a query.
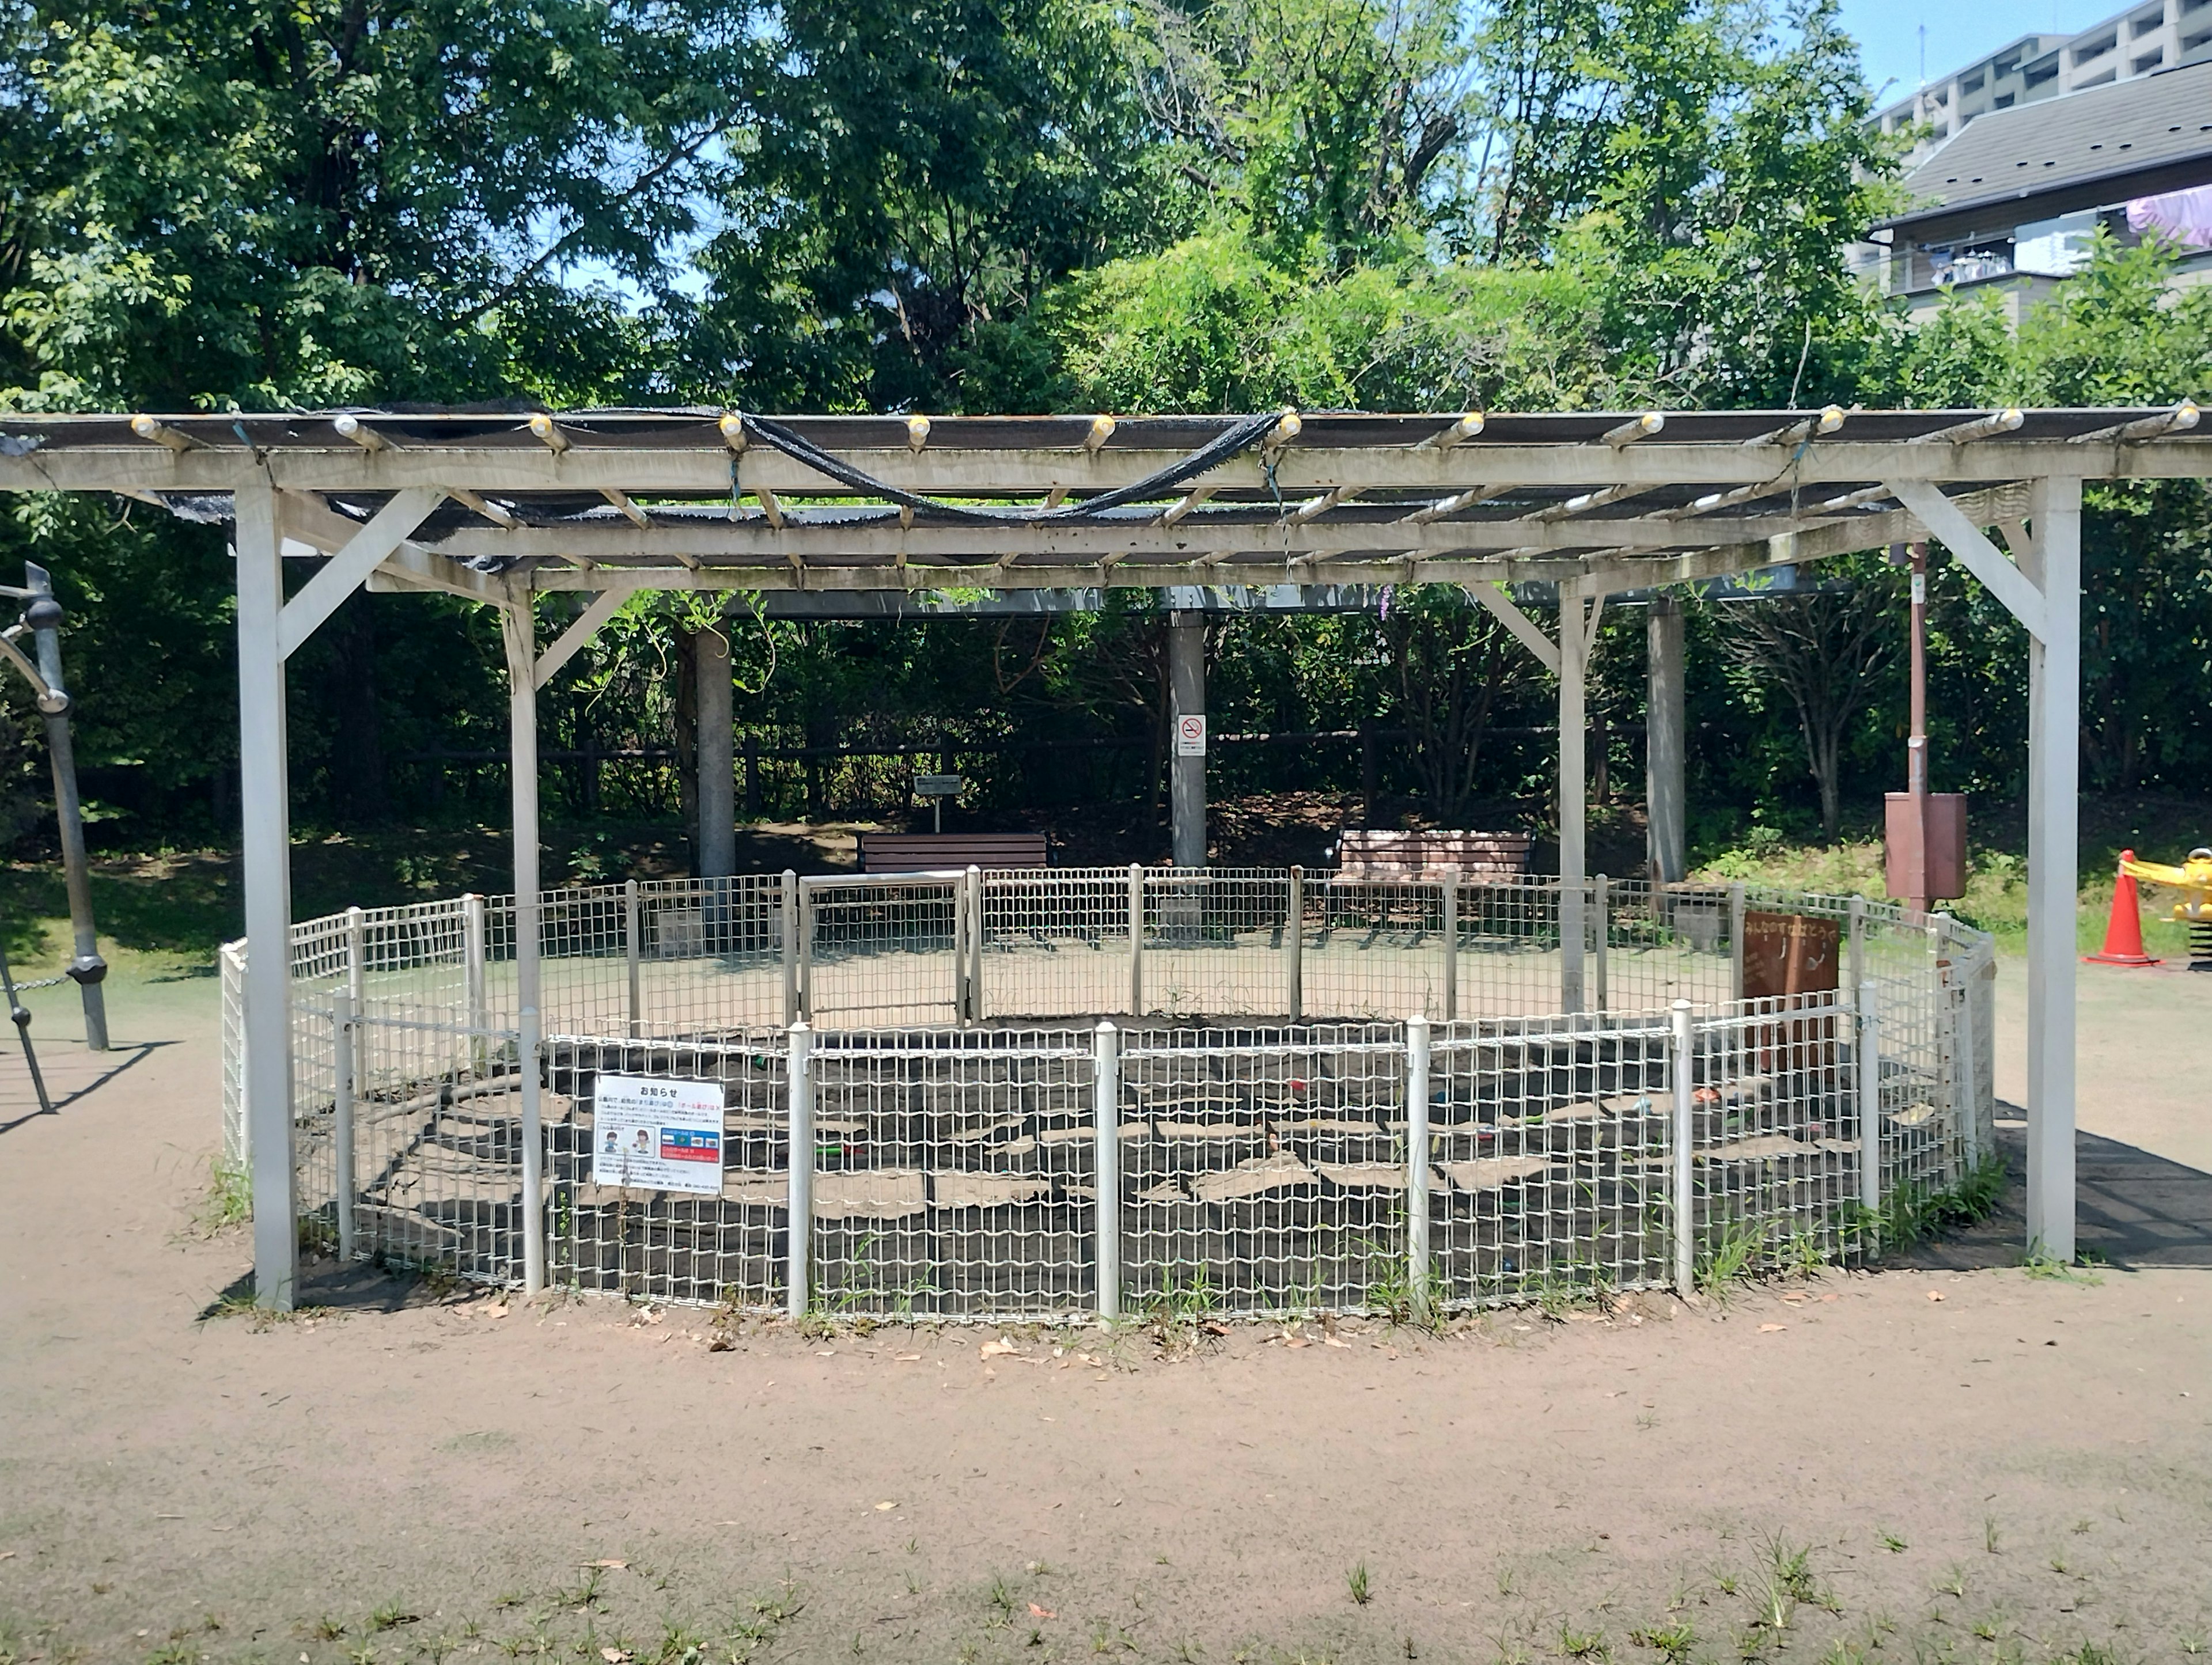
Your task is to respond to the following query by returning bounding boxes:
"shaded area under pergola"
[5,399,2205,1304]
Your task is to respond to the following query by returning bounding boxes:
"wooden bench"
[1331,829,1533,883]
[858,832,1051,874]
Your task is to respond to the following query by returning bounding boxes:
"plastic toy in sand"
[2120,847,2212,971]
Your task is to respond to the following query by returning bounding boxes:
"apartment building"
[1874,0,2212,168]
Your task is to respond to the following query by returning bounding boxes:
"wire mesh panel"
[320,1009,531,1284]
[1449,879,1570,1019]
[1301,878,1452,1019]
[1687,992,1863,1276]
[805,875,964,1027]
[808,1029,1097,1319]
[980,867,1132,1019]
[219,939,247,1167]
[1427,1012,1674,1307]
[1120,1024,1407,1316]
[1598,881,1736,1012]
[1140,868,1294,1017]
[544,1034,789,1309]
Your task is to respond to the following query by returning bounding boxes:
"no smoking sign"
[1175,714,1207,757]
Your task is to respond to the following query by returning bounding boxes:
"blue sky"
[1838,0,2134,103]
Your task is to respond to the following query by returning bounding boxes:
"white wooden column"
[501,597,547,1292]
[236,483,298,1309]
[2024,477,2081,1261]
[1558,579,1589,1012]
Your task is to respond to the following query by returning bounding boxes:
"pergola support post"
[501,597,547,1295]
[1646,593,1687,886]
[696,619,735,881]
[1168,611,1205,868]
[2024,477,2081,1263]
[236,483,298,1310]
[1558,579,1593,1012]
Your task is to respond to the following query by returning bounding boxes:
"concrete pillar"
[235,483,298,1309]
[2023,477,2081,1262]
[1558,580,1588,1012]
[1168,612,1206,868]
[696,622,735,877]
[1646,593,1687,885]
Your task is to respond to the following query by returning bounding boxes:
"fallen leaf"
[1758,1323,1788,1333]
[1285,1338,1310,1349]
[1199,1321,1228,1337]
[585,1558,628,1570]
[980,1337,1019,1358]
[896,1353,922,1361]
[1323,1336,1350,1349]
[1029,1604,1058,1619]
[707,1336,734,1352]
[601,1649,630,1663]
[875,1501,897,1511]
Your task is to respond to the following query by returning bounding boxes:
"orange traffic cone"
[2085,849,2161,966]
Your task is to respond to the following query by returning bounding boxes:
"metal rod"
[1285,865,1304,1021]
[1094,1021,1120,1320]
[1671,999,1695,1293]
[1406,1012,1431,1319]
[1127,863,1144,1018]
[968,864,985,1023]
[1858,978,1882,1245]
[0,930,52,1115]
[1441,869,1458,1021]
[345,905,367,1098]
[786,1021,815,1317]
[24,564,106,1050]
[1955,933,1980,1175]
[333,991,357,1262]
[1592,874,1608,1013]
[1847,895,1865,996]
[624,879,641,1038]
[781,868,800,1025]
[1728,882,1747,1003]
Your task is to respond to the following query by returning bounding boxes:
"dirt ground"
[1,965,2207,1665]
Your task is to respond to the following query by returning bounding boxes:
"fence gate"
[802,873,968,1028]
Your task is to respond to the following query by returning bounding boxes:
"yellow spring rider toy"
[2120,848,2212,972]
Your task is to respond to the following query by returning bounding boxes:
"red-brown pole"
[1907,540,1929,912]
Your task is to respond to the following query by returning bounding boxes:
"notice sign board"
[1175,714,1207,757]
[915,773,964,798]
[590,1074,726,1194]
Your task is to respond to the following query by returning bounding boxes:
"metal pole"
[24,565,106,1050]
[1285,864,1304,1021]
[1094,1021,1120,1320]
[624,879,642,1038]
[1127,862,1144,1018]
[2024,476,2081,1264]
[501,601,546,1296]
[1168,612,1206,868]
[1955,932,1980,1175]
[1846,895,1865,997]
[1558,580,1588,1012]
[786,1021,815,1317]
[1728,882,1747,1004]
[781,868,800,1026]
[1858,979,1883,1250]
[1904,541,1930,914]
[333,992,357,1262]
[968,864,985,1023]
[1441,868,1459,1022]
[1406,1012,1431,1319]
[1592,874,1609,1014]
[345,904,367,1099]
[0,931,52,1116]
[1670,1000,1695,1294]
[1645,593,1687,886]
[235,483,298,1310]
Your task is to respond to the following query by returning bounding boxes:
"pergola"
[3,400,2204,1306]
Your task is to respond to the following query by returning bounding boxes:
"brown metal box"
[1884,792,1968,903]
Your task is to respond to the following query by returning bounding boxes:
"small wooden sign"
[1741,909,1840,999]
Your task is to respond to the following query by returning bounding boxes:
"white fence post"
[1285,865,1304,1021]
[967,864,985,1023]
[463,894,487,1070]
[786,1021,815,1317]
[333,992,357,1262]
[1406,1012,1431,1319]
[1127,863,1144,1018]
[1094,1021,1120,1320]
[1728,882,1747,1003]
[345,904,368,1093]
[1671,999,1695,1294]
[781,869,801,1025]
[624,879,642,1039]
[1440,870,1458,1021]
[1592,874,1608,1013]
[1956,938,1980,1174]
[1846,895,1865,996]
[520,998,544,1294]
[1858,978,1882,1241]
